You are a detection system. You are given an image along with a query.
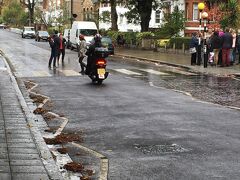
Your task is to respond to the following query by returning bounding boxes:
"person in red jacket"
[58,33,66,65]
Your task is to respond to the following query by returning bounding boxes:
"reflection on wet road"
[0,29,239,109]
[108,57,240,109]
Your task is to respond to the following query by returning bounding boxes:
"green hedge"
[169,37,191,49]
[104,30,191,49]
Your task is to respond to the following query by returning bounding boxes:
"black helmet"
[94,34,102,42]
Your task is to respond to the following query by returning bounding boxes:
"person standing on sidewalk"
[189,32,198,65]
[221,28,233,67]
[211,31,222,66]
[230,29,237,65]
[57,33,66,65]
[53,30,60,68]
[48,34,55,69]
[236,30,240,65]
[78,34,87,74]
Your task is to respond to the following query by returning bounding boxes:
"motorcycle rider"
[85,34,103,75]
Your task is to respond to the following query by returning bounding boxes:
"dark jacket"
[236,35,240,48]
[211,34,222,49]
[53,34,60,52]
[49,37,54,49]
[189,36,198,48]
[222,32,233,49]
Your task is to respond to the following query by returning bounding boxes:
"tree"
[219,0,239,29]
[34,7,48,28]
[56,1,72,28]
[110,0,118,30]
[99,0,118,30]
[158,6,185,37]
[99,11,111,23]
[205,0,239,29]
[20,0,36,25]
[125,0,162,32]
[2,0,27,27]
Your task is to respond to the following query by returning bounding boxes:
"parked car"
[22,26,35,38]
[35,31,49,42]
[0,24,6,29]
[101,36,114,55]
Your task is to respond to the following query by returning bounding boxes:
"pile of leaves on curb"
[24,81,35,90]
[44,133,83,145]
[63,162,93,179]
[63,162,84,172]
[33,107,48,114]
[57,147,68,154]
[42,113,56,121]
[32,95,46,104]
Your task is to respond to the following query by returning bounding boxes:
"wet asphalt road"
[1,30,240,179]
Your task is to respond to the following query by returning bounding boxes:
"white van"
[63,29,70,48]
[69,21,98,50]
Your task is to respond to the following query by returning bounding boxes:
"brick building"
[184,0,220,36]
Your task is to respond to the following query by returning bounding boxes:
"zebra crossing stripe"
[33,71,51,77]
[58,69,81,76]
[139,69,169,75]
[172,69,197,76]
[114,69,142,75]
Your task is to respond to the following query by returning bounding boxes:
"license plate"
[97,68,105,75]
[97,68,105,79]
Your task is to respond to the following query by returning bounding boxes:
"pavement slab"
[0,59,63,179]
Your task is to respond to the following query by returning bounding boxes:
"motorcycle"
[87,47,109,85]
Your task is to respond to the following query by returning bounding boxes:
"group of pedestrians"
[48,30,66,69]
[47,30,103,75]
[190,27,240,67]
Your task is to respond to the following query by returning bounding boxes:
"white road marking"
[139,69,169,75]
[0,67,7,70]
[33,71,51,77]
[172,69,197,75]
[58,69,81,76]
[114,69,142,75]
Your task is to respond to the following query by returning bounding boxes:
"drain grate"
[134,143,189,155]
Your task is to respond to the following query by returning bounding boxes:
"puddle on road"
[134,143,190,155]
[131,67,240,108]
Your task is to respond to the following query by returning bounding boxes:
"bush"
[47,27,59,35]
[156,39,170,48]
[136,32,154,42]
[106,31,138,46]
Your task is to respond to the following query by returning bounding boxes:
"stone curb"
[114,53,240,77]
[115,53,191,70]
[0,50,63,180]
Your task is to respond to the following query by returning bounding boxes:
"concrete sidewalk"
[0,55,62,180]
[115,47,240,76]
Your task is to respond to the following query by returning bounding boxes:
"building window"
[119,14,124,24]
[193,3,198,21]
[155,11,160,23]
[185,3,189,20]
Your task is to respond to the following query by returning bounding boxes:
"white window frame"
[193,3,198,21]
[155,11,161,24]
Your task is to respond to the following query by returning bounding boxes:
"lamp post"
[202,11,209,68]
[197,2,205,66]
